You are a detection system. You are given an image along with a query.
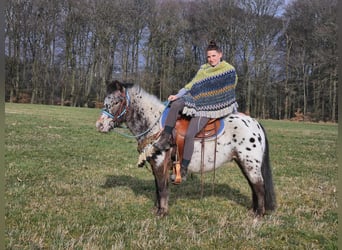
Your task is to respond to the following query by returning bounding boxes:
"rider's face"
[207,50,222,67]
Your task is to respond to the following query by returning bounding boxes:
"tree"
[283,0,338,121]
[4,0,338,121]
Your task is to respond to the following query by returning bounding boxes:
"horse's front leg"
[150,151,172,217]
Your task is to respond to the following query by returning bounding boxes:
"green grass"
[5,103,338,249]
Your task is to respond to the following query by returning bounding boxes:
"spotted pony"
[96,80,276,218]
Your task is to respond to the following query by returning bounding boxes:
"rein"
[102,89,168,139]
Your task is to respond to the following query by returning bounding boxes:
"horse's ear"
[122,82,134,88]
[106,80,124,94]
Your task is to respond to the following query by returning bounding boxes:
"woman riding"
[154,40,239,183]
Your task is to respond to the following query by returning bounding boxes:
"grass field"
[5,103,338,249]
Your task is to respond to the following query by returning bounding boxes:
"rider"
[154,40,238,183]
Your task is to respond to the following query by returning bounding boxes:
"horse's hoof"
[156,208,168,217]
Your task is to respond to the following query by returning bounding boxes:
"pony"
[96,80,276,218]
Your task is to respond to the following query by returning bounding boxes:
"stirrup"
[172,161,182,184]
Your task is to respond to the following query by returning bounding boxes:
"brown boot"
[153,131,172,151]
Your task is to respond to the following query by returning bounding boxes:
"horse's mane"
[131,84,164,109]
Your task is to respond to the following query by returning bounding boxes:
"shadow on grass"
[101,174,251,209]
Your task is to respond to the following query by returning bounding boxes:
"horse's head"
[96,80,133,133]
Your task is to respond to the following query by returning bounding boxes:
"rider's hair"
[206,40,222,52]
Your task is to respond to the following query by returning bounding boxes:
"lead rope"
[212,122,218,195]
[200,122,218,197]
[200,137,205,198]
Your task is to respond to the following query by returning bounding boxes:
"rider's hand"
[168,95,178,101]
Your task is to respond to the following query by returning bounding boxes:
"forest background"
[5,0,338,122]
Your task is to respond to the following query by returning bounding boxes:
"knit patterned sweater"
[181,60,238,118]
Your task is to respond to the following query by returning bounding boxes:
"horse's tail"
[261,124,277,211]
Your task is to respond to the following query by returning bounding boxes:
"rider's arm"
[175,88,188,98]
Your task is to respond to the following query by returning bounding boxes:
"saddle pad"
[159,107,225,139]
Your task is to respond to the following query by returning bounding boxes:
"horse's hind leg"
[250,181,265,217]
[235,160,265,217]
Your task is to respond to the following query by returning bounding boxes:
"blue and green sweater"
[178,60,238,118]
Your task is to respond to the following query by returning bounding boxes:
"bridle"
[101,89,130,125]
[100,88,165,139]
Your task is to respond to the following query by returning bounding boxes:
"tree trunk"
[331,69,337,122]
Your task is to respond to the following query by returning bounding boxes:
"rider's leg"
[181,116,209,179]
[154,98,185,150]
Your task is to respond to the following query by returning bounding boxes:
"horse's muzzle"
[96,115,114,133]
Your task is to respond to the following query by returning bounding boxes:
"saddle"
[175,117,221,139]
[173,117,221,163]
